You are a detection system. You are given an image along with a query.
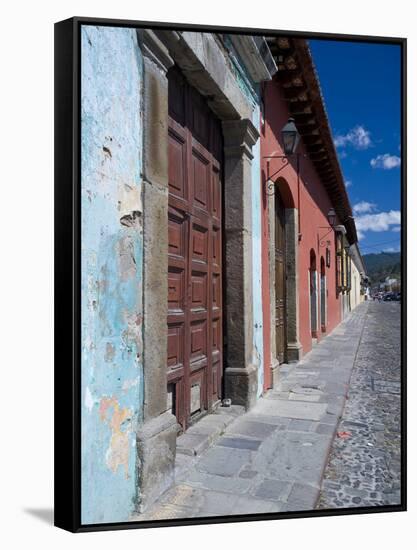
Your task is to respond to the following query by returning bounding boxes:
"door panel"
[275,193,287,364]
[168,66,223,431]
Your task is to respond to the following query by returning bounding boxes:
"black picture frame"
[54,16,407,533]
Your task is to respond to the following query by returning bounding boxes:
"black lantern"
[327,208,336,227]
[281,117,300,155]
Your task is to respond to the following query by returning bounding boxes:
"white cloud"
[345,179,352,188]
[392,226,401,232]
[357,230,365,241]
[334,125,372,150]
[370,154,401,170]
[383,246,400,253]
[355,210,401,233]
[353,201,376,214]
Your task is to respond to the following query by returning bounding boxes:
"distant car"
[383,292,394,301]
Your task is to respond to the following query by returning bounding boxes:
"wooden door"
[275,193,287,364]
[320,257,326,331]
[310,251,318,337]
[167,67,223,432]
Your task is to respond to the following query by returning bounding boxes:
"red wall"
[261,80,342,359]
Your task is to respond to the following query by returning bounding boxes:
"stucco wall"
[350,261,362,310]
[81,25,144,524]
[262,80,342,357]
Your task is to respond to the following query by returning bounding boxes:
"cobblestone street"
[318,300,402,509]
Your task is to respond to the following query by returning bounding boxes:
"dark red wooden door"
[167,67,223,432]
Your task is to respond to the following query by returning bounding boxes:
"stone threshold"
[176,405,245,457]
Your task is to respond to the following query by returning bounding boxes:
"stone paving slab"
[288,393,322,402]
[217,436,262,450]
[132,303,369,522]
[184,469,253,494]
[252,479,292,502]
[177,408,241,456]
[227,419,279,439]
[283,482,320,512]
[254,399,328,420]
[196,446,252,477]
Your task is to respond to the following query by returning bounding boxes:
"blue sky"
[308,39,402,254]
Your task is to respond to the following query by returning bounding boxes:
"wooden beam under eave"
[282,87,309,101]
[293,112,316,124]
[317,166,334,178]
[283,55,299,71]
[309,152,328,162]
[317,166,334,176]
[298,125,320,137]
[280,74,304,87]
[305,143,324,153]
[325,180,339,189]
[282,78,305,90]
[288,98,310,108]
[290,106,313,117]
[276,37,293,50]
[301,134,322,145]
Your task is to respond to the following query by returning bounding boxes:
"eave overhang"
[266,36,358,244]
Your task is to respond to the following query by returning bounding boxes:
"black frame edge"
[70,15,405,43]
[54,17,81,533]
[400,36,407,512]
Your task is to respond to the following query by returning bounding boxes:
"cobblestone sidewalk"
[317,301,401,509]
[133,303,369,521]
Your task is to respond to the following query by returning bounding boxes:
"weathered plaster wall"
[81,25,144,524]
[251,104,264,397]
[350,261,361,310]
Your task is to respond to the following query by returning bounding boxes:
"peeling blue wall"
[81,25,144,525]
[251,103,264,397]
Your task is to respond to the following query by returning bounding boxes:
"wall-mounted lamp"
[327,208,336,228]
[281,117,301,156]
[263,118,303,239]
[263,118,301,197]
[318,208,337,247]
